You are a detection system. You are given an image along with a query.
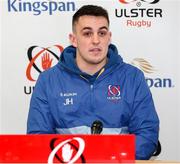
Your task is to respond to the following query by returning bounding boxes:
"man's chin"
[87,58,107,65]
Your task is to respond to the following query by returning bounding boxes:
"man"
[27,5,159,160]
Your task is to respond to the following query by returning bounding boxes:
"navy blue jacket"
[27,44,159,160]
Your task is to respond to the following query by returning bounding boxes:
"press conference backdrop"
[0,0,180,161]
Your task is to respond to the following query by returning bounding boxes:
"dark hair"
[72,5,109,30]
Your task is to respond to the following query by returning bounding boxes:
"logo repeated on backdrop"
[116,0,162,28]
[131,58,156,73]
[48,137,85,163]
[107,85,121,102]
[24,45,64,95]
[7,0,76,15]
[131,58,174,88]
[119,0,159,4]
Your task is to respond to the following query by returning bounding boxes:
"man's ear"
[69,33,77,47]
[109,31,112,45]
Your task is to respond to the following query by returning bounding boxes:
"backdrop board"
[178,2,180,159]
[0,0,180,161]
[0,1,2,134]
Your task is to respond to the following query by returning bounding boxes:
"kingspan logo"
[131,58,174,88]
[8,0,76,16]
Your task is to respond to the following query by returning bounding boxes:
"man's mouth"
[89,48,102,52]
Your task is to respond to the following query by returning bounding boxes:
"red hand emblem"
[41,52,53,70]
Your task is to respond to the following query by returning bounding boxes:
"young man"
[27,5,159,160]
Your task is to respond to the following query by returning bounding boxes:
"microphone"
[91,120,103,134]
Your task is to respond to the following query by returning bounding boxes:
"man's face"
[70,15,111,67]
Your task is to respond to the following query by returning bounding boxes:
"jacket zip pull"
[90,84,93,90]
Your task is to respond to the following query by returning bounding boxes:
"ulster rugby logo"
[107,85,121,101]
[119,0,160,4]
[48,137,85,163]
[116,0,162,28]
[26,45,63,81]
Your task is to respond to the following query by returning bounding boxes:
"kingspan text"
[8,0,76,16]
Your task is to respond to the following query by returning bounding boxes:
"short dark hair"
[72,5,109,31]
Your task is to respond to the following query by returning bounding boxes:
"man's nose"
[92,34,100,44]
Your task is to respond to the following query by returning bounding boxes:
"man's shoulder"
[118,62,143,76]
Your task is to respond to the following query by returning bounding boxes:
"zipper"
[90,84,94,90]
[90,83,94,112]
[80,75,95,110]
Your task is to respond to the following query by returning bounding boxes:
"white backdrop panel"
[0,0,180,161]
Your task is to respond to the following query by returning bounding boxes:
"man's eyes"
[82,31,107,37]
[98,31,107,36]
[83,32,93,37]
